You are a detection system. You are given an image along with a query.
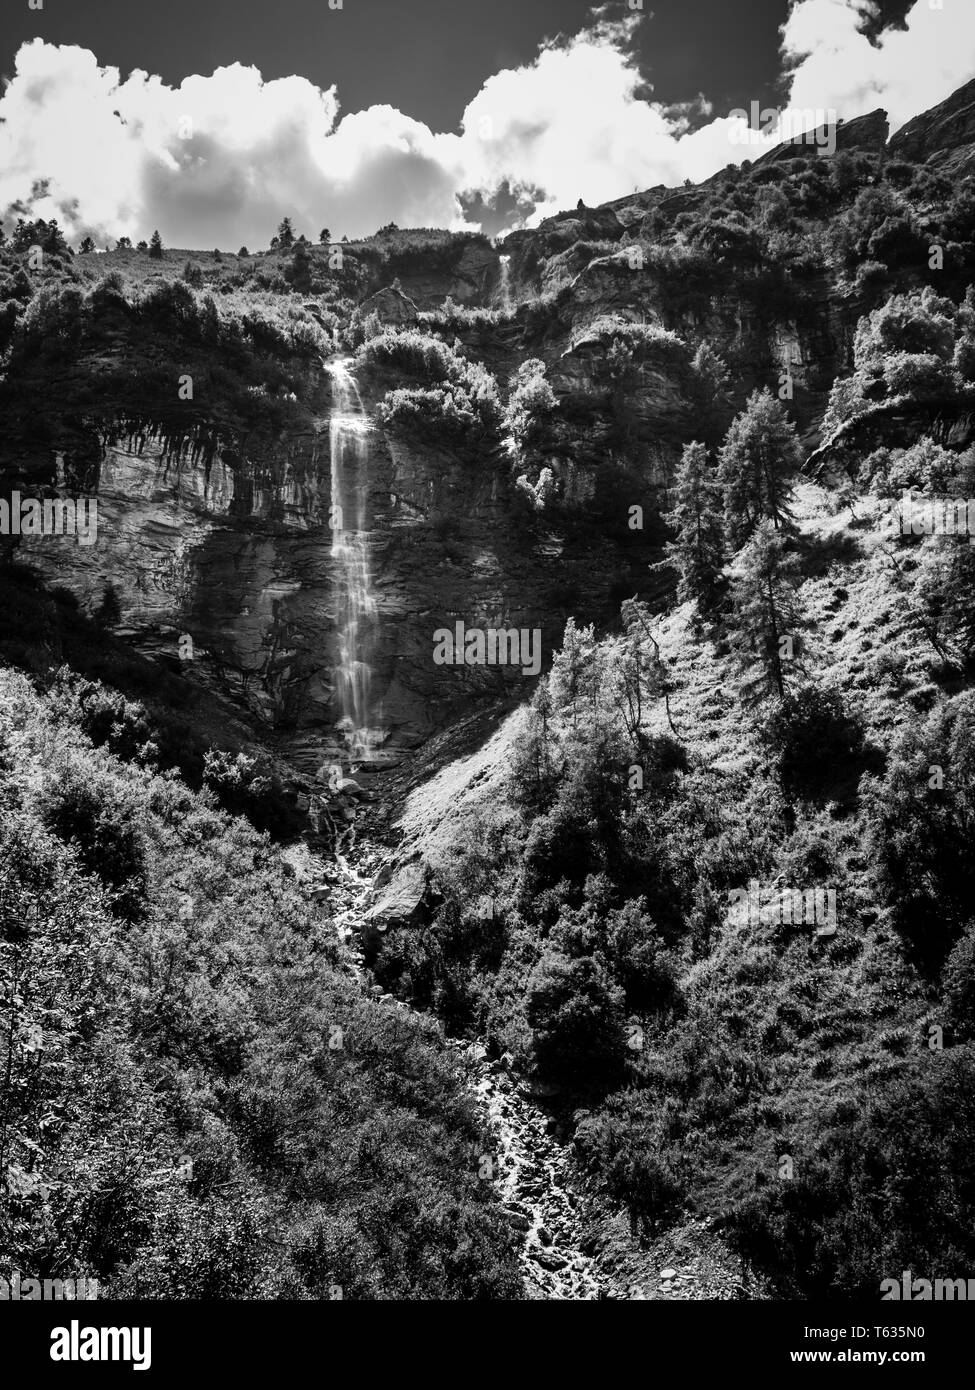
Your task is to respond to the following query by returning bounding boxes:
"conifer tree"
[663,441,726,614]
[148,229,164,259]
[725,519,804,699]
[719,387,802,548]
[690,341,734,446]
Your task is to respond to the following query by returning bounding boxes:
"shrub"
[526,949,626,1081]
[760,683,865,800]
[867,692,975,970]
[37,763,147,921]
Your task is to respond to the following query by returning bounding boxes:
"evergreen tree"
[319,228,331,244]
[549,618,602,729]
[115,236,132,250]
[287,239,312,292]
[148,230,164,259]
[79,236,95,254]
[95,582,122,628]
[690,341,734,446]
[719,387,802,548]
[914,534,975,667]
[276,217,296,249]
[725,519,804,699]
[663,441,726,613]
[10,218,71,256]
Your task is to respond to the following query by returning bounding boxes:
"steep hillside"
[3,77,975,1301]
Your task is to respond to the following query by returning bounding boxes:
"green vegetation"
[0,659,521,1298]
[4,134,975,1303]
[357,328,500,443]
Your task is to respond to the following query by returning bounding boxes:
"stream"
[324,842,604,1300]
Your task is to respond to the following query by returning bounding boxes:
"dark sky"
[0,0,813,130]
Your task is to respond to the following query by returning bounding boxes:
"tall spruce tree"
[663,441,726,614]
[725,519,804,700]
[148,229,164,259]
[690,341,734,447]
[719,387,802,548]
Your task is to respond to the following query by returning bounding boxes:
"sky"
[0,0,969,249]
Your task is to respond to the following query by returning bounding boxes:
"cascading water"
[498,254,513,312]
[325,357,383,762]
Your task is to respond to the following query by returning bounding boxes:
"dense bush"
[0,666,522,1298]
[867,693,975,971]
[760,683,866,799]
[526,949,627,1081]
[361,328,500,441]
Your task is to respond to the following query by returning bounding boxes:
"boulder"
[361,856,429,947]
[356,284,419,327]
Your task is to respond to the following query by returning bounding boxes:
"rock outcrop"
[753,107,889,166]
[18,363,664,778]
[888,75,975,174]
[355,284,419,326]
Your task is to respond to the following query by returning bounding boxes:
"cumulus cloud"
[782,0,975,133]
[0,43,468,246]
[1,1,973,247]
[454,20,751,220]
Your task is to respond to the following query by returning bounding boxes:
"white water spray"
[498,254,513,313]
[325,358,382,762]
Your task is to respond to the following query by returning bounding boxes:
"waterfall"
[498,254,513,313]
[325,358,382,763]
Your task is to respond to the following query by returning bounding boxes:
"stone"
[660,1267,677,1280]
[355,284,419,327]
[530,1249,569,1272]
[503,1208,532,1232]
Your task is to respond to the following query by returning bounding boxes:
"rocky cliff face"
[13,76,975,793]
[888,75,975,175]
[20,366,661,780]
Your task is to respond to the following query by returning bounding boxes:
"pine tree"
[549,618,601,729]
[690,341,734,446]
[663,441,726,613]
[615,598,673,745]
[719,387,802,549]
[725,520,804,700]
[276,217,296,249]
[319,228,331,244]
[79,236,95,254]
[95,582,122,628]
[148,230,164,259]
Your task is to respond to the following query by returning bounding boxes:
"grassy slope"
[373,478,975,1296]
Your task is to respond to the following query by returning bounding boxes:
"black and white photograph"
[1,0,974,1368]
